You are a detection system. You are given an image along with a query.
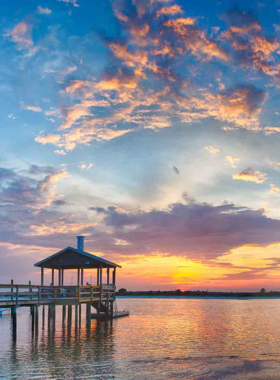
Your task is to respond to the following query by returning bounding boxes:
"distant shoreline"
[116,295,280,300]
[116,290,280,299]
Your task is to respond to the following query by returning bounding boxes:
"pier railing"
[0,284,116,307]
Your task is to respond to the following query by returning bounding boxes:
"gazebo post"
[107,268,110,285]
[81,267,84,286]
[58,269,61,286]
[77,268,80,286]
[51,269,54,286]
[100,266,103,286]
[97,268,100,286]
[41,267,44,286]
[113,268,116,286]
[62,269,64,286]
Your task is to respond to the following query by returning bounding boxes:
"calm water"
[1,298,280,379]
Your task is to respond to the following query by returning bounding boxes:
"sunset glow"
[2,0,280,291]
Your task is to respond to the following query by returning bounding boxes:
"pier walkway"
[0,284,115,308]
[0,236,129,339]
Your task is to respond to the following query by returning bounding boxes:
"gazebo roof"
[34,246,121,270]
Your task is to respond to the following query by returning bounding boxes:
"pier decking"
[0,284,115,308]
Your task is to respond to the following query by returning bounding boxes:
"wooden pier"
[0,236,129,339]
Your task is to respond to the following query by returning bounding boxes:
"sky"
[2,0,280,291]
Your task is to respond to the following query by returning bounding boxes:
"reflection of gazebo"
[34,236,121,287]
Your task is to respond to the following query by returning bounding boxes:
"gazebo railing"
[0,284,116,306]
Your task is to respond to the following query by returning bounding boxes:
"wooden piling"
[35,306,39,334]
[75,304,78,323]
[86,302,91,322]
[11,306,17,340]
[67,305,72,325]
[11,279,14,302]
[42,305,45,329]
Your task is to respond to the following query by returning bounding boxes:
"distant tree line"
[116,288,280,298]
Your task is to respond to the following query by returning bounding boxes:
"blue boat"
[0,308,11,317]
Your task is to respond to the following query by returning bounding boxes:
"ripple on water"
[1,298,280,379]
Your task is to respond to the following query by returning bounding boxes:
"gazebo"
[34,236,121,287]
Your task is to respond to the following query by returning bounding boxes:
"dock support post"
[86,302,91,337]
[86,302,91,322]
[109,301,113,319]
[75,304,78,324]
[67,305,72,327]
[11,306,17,340]
[48,305,51,330]
[11,279,14,302]
[75,304,78,321]
[31,306,35,332]
[97,301,100,318]
[42,305,45,329]
[62,305,66,322]
[79,304,82,327]
[75,304,79,334]
[29,281,32,313]
[35,306,39,334]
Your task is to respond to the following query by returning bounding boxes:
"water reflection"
[2,305,116,379]
[2,299,280,379]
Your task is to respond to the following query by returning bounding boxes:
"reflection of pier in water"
[7,306,117,379]
[0,236,129,340]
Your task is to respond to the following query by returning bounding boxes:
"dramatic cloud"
[233,167,267,184]
[36,0,269,152]
[89,197,280,260]
[0,165,69,213]
[0,164,96,248]
[221,7,280,76]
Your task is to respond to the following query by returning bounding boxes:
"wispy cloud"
[156,5,183,17]
[226,156,239,168]
[24,105,42,113]
[58,0,79,7]
[204,146,220,154]
[37,6,52,15]
[79,162,93,170]
[54,149,67,155]
[269,184,280,194]
[32,0,275,154]
[4,21,33,51]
